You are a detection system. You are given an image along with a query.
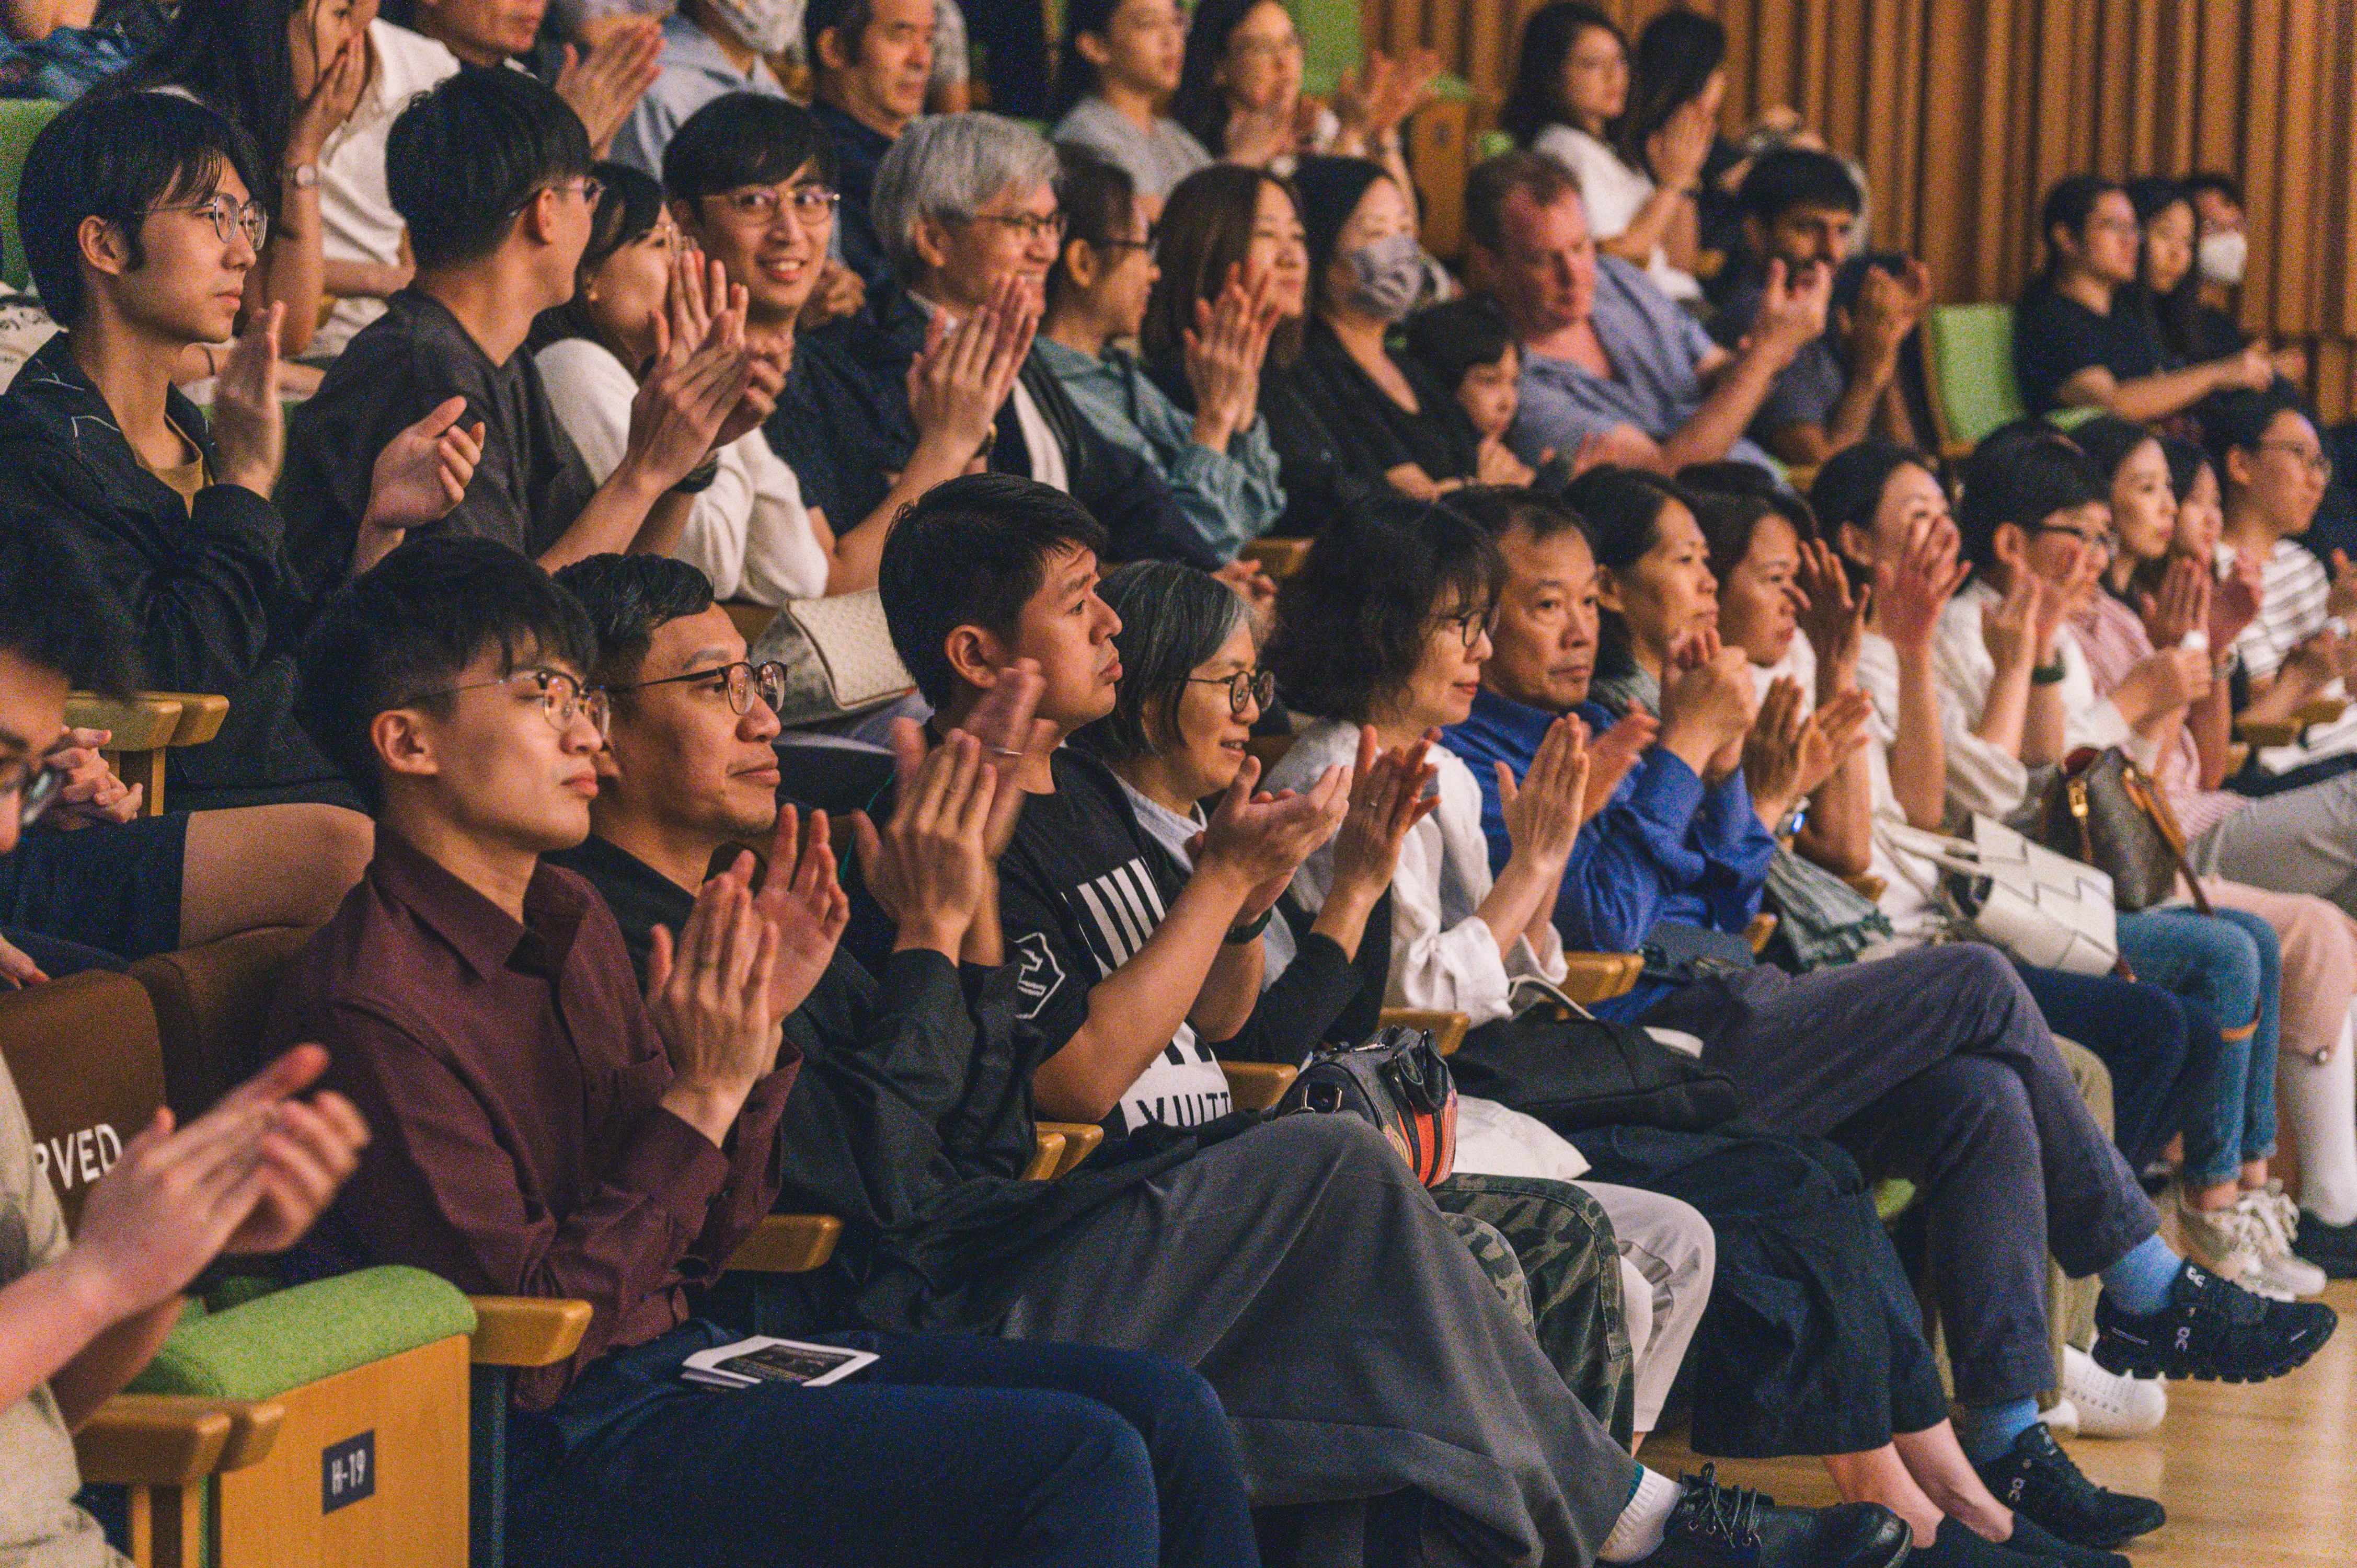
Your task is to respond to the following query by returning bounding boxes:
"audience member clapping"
[395,0,661,157]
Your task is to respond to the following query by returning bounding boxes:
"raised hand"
[727,803,851,1022]
[907,275,1038,466]
[961,658,1053,858]
[1497,712,1591,874]
[1657,629,1758,775]
[43,727,141,827]
[1752,257,1833,363]
[1647,94,1715,191]
[1807,687,1875,793]
[1981,570,2045,670]
[2115,644,2212,723]
[1326,727,1441,903]
[1876,513,1968,656]
[2328,549,2357,620]
[1582,706,1661,821]
[852,721,1002,949]
[1211,557,1278,615]
[2209,547,2264,650]
[798,258,867,331]
[1198,753,1351,900]
[358,395,485,571]
[1473,431,1538,487]
[1794,536,1868,681]
[624,286,758,490]
[2220,340,2276,394]
[554,17,664,156]
[212,302,286,497]
[286,25,367,167]
[1185,264,1278,448]
[2135,552,2212,652]
[1332,47,1441,148]
[647,876,783,1142]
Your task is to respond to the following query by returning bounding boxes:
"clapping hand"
[624,272,760,491]
[907,275,1038,469]
[710,803,850,1023]
[1496,712,1591,874]
[359,396,485,572]
[648,873,784,1141]
[1332,47,1441,149]
[852,721,1004,951]
[1875,513,1968,655]
[554,17,664,156]
[1582,706,1661,821]
[2209,548,2264,650]
[1794,536,1868,682]
[1185,264,1282,449]
[2136,554,2213,653]
[1197,753,1351,914]
[212,303,285,498]
[1326,726,1441,903]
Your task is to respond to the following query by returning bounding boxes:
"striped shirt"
[2232,538,2329,683]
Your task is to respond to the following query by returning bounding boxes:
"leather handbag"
[1880,816,2123,975]
[1446,1002,1747,1136]
[1274,1024,1458,1185]
[2035,747,2212,915]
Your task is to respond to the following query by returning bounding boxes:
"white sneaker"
[2062,1344,2167,1437]
[2175,1190,2266,1281]
[2239,1184,2328,1299]
[2037,1398,2080,1437]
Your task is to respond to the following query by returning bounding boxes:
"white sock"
[1600,1467,1681,1562]
[2280,1009,2357,1227]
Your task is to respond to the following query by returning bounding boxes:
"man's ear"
[1059,236,1098,294]
[1073,30,1112,71]
[942,625,1008,692]
[909,213,955,280]
[76,213,132,281]
[371,708,440,787]
[1990,521,2030,574]
[520,186,560,247]
[814,23,852,75]
[2225,444,2256,494]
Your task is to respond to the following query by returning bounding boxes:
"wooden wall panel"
[1392,0,2357,418]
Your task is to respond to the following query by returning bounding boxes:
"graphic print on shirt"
[1034,855,1233,1140]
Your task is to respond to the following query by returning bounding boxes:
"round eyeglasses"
[605,660,790,717]
[714,185,841,229]
[408,667,611,739]
[149,194,270,251]
[1186,668,1276,717]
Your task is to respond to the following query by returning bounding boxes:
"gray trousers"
[1643,943,2160,1405]
[2189,767,2357,915]
[998,1115,1638,1567]
[1577,1183,1712,1435]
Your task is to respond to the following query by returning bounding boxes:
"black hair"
[2036,174,2122,279]
[0,517,141,699]
[804,0,879,65]
[2123,174,2203,364]
[1619,7,1724,171]
[551,552,719,706]
[18,90,260,328]
[1737,146,1862,225]
[2159,434,2211,503]
[1072,560,1256,765]
[1954,425,2105,574]
[1807,439,1942,548]
[297,537,597,815]
[1678,460,1817,550]
[876,474,1110,708]
[1400,294,1515,393]
[1464,147,1580,255]
[2201,383,2311,481]
[1048,141,1141,317]
[108,0,321,200]
[1171,0,1277,157]
[1264,491,1499,724]
[1499,3,1623,148]
[2181,170,2245,211]
[2068,413,2160,486]
[1447,483,1591,546]
[387,66,591,273]
[1563,465,1700,676]
[528,161,666,356]
[1142,161,1304,372]
[662,91,836,205]
[1048,0,1122,124]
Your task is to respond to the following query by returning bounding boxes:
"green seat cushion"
[0,98,62,294]
[132,1266,477,1400]
[1927,303,2026,449]
[1872,1177,1918,1224]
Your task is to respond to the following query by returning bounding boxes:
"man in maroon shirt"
[268,535,1255,1568]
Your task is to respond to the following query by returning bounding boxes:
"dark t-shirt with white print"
[997,747,1234,1148]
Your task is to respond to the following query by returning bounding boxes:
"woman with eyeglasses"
[1037,146,1284,567]
[531,163,832,609]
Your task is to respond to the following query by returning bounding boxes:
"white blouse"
[1532,124,1701,304]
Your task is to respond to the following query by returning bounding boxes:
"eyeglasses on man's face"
[1187,667,1275,718]
[961,209,1066,243]
[150,193,269,250]
[409,666,611,740]
[605,660,790,718]
[714,185,840,230]
[0,753,65,828]
[2255,440,2332,477]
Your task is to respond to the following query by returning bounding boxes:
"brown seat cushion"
[0,971,166,1228]
[131,926,315,1120]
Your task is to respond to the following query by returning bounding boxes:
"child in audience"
[0,520,366,1568]
[1444,463,2337,1551]
[1402,294,1584,490]
[876,470,1911,1568]
[273,533,1266,1568]
[534,161,830,606]
[1049,0,1211,206]
[0,90,476,809]
[280,67,776,608]
[1036,145,1286,564]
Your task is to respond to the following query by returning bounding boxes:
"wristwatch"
[1223,906,1275,945]
[283,164,319,191]
[2029,655,2067,685]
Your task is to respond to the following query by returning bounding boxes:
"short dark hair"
[1264,492,1500,725]
[2181,170,2245,210]
[662,91,837,205]
[18,91,260,328]
[1072,561,1255,766]
[1806,440,1942,544]
[1400,295,1516,393]
[1562,464,1694,574]
[1465,149,1579,255]
[876,475,1110,708]
[0,517,141,698]
[530,161,667,352]
[1738,147,1862,225]
[1954,426,2105,574]
[551,554,718,705]
[2066,413,2159,486]
[297,537,597,814]
[804,0,879,66]
[1048,142,1140,318]
[2037,174,2123,274]
[2202,384,2309,477]
[388,67,591,273]
[1447,484,1591,547]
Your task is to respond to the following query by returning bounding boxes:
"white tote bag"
[1879,816,2122,976]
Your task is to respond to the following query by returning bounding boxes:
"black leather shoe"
[1637,1466,1910,1567]
[1969,1426,2163,1550]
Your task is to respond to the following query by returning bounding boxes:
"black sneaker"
[1638,1466,1910,1568]
[1998,1511,2130,1567]
[1906,1517,2041,1566]
[1969,1425,2163,1550]
[2291,1210,2357,1279]
[2092,1261,2338,1381]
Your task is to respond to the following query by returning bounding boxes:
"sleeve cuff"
[1628,749,1708,829]
[618,1104,736,1232]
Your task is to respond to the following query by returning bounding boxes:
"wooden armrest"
[75,1394,284,1485]
[2225,741,2251,775]
[1021,1129,1067,1182]
[1034,1121,1103,1178]
[726,1213,844,1274]
[65,692,183,751]
[1557,952,1642,1005]
[467,1296,593,1368]
[1379,1008,1470,1057]
[1240,538,1310,578]
[719,599,775,644]
[1843,872,1888,902]
[2296,696,2348,727]
[2236,718,2301,748]
[1745,912,1778,954]
[145,691,230,747]
[1221,1060,1297,1111]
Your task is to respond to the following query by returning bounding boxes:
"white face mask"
[709,0,800,57]
[2197,229,2247,287]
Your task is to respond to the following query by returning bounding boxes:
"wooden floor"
[1644,1280,2357,1567]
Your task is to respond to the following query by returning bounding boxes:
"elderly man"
[1464,150,1823,480]
[806,0,937,288]
[774,112,1204,567]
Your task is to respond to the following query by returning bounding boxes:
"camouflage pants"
[1431,1172,1638,1447]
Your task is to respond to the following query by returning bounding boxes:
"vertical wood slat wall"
[1376,0,2356,419]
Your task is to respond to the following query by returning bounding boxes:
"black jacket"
[0,336,347,809]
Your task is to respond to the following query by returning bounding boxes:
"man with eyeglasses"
[280,67,780,621]
[784,111,1206,570]
[0,90,480,813]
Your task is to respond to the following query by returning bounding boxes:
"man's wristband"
[1224,905,1275,944]
[2030,655,2067,685]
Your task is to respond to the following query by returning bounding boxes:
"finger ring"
[990,746,1024,757]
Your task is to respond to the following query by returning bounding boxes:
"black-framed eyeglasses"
[1440,605,1494,649]
[0,754,65,828]
[2027,522,2114,559]
[405,666,610,739]
[148,194,269,250]
[961,209,1066,243]
[604,660,790,717]
[1098,226,1158,258]
[1187,667,1275,717]
[714,185,840,229]
[2256,440,2333,476]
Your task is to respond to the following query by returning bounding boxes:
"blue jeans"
[506,1323,1259,1567]
[2117,905,2281,1185]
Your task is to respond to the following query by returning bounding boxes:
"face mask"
[1343,231,1425,321]
[709,0,799,57]
[2197,229,2248,286]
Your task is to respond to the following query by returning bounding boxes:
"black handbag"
[1273,1024,1459,1185]
[1449,1003,1746,1136]
[2036,747,2212,915]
